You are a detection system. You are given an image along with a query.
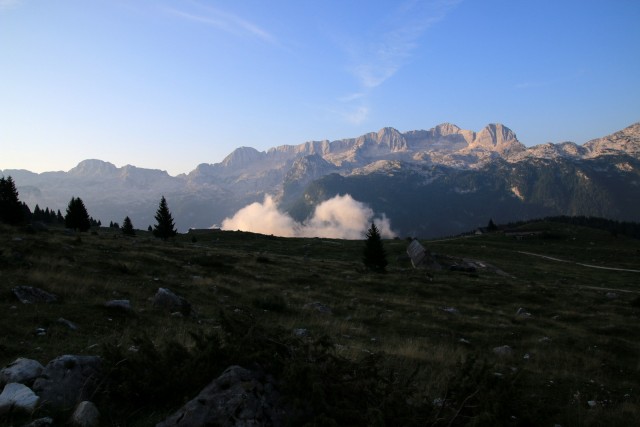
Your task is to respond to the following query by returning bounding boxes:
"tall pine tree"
[0,176,24,225]
[363,222,387,273]
[153,196,177,240]
[122,216,135,236]
[64,197,91,232]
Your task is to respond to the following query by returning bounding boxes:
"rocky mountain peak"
[583,122,640,158]
[375,127,407,151]
[220,146,265,169]
[472,124,525,154]
[433,123,462,137]
[68,159,118,177]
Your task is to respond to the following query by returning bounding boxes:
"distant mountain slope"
[2,122,639,237]
[284,155,640,238]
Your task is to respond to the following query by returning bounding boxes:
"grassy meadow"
[1,221,639,426]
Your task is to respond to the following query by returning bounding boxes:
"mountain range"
[3,122,639,238]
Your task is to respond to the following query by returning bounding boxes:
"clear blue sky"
[2,0,639,176]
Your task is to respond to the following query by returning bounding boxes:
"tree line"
[0,175,177,240]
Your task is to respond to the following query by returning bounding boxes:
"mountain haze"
[2,122,639,238]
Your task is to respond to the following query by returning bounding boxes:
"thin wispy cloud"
[515,81,549,89]
[333,0,461,125]
[165,4,278,45]
[346,0,461,89]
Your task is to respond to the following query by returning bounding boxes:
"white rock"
[71,401,100,427]
[493,345,513,357]
[0,382,40,415]
[0,358,44,386]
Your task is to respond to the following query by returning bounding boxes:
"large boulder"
[152,288,191,316]
[156,366,284,427]
[0,358,44,387]
[32,355,102,411]
[0,383,40,415]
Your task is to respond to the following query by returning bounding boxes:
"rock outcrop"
[156,366,284,427]
[32,355,102,411]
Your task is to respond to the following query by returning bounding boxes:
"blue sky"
[1,0,639,176]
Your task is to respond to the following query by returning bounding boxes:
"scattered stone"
[12,286,58,304]
[605,292,619,300]
[523,353,531,360]
[493,345,513,357]
[587,400,597,408]
[156,366,285,427]
[152,288,191,316]
[104,299,133,312]
[303,301,332,314]
[0,383,40,415]
[57,317,79,331]
[538,336,552,343]
[21,417,55,427]
[516,307,532,318]
[442,307,460,315]
[459,338,470,344]
[32,355,102,411]
[293,328,309,338]
[71,401,100,427]
[0,358,44,387]
[35,328,47,336]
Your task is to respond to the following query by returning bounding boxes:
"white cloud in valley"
[221,194,396,239]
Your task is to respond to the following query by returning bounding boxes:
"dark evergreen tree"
[64,197,91,232]
[153,196,177,240]
[487,218,498,232]
[122,216,135,236]
[363,222,387,273]
[0,176,24,225]
[33,205,42,221]
[22,202,32,222]
[57,209,64,224]
[148,225,153,232]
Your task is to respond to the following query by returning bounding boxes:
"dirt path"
[517,251,640,273]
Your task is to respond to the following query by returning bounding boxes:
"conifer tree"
[64,197,91,232]
[0,176,24,225]
[122,216,135,236]
[153,196,177,240]
[363,222,387,273]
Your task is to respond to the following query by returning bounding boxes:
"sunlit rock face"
[3,122,639,237]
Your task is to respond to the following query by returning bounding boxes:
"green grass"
[0,222,639,426]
